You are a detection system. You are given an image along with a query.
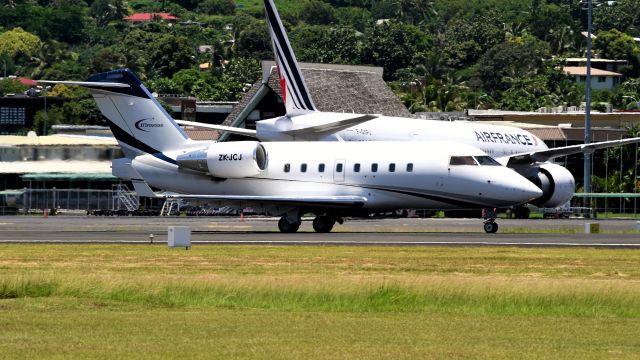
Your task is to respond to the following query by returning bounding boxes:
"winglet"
[264,0,316,115]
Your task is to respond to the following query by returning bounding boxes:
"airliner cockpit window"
[449,156,477,166]
[474,156,501,166]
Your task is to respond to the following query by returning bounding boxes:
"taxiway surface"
[0,216,639,248]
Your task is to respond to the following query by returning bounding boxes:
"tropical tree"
[0,27,41,58]
[363,20,431,79]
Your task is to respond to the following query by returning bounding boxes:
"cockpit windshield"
[449,155,502,166]
[449,156,477,165]
[474,156,501,166]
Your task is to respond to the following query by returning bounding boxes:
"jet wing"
[165,194,368,207]
[505,137,640,166]
[175,120,258,137]
[281,114,379,139]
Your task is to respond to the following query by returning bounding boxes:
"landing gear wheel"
[278,217,300,233]
[312,216,335,233]
[483,221,498,234]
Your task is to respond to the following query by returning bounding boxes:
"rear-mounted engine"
[176,141,268,178]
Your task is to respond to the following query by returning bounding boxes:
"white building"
[563,66,622,90]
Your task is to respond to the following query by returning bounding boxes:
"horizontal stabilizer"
[166,194,368,207]
[506,137,640,165]
[174,120,258,137]
[38,80,131,88]
[131,179,161,198]
[281,114,379,139]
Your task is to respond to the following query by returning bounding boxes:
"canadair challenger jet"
[41,69,542,233]
[177,0,640,221]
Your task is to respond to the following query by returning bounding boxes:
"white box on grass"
[168,226,191,248]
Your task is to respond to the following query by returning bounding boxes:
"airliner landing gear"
[278,216,301,233]
[482,208,499,234]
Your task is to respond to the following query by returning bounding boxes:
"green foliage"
[335,6,372,32]
[441,15,504,69]
[300,0,337,25]
[594,29,640,77]
[594,29,640,61]
[0,27,41,58]
[592,0,640,36]
[236,20,272,60]
[32,107,63,135]
[0,0,638,127]
[41,61,89,81]
[291,25,363,64]
[0,78,27,96]
[475,34,551,92]
[91,47,126,73]
[157,57,260,101]
[199,0,237,15]
[363,20,432,79]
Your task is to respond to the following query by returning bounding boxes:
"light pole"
[582,0,594,207]
[42,85,50,136]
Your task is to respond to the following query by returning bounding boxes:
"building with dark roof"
[217,61,412,140]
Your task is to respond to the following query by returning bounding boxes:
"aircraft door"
[334,160,345,183]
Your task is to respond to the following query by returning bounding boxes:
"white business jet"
[176,0,640,218]
[42,69,542,233]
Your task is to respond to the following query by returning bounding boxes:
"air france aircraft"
[42,69,542,233]
[177,0,640,219]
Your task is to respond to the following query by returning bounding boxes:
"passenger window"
[371,163,378,172]
[389,163,396,172]
[449,156,477,166]
[336,163,343,172]
[354,163,361,172]
[284,164,290,172]
[406,163,413,172]
[300,163,307,172]
[318,163,325,172]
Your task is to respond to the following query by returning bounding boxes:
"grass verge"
[1,245,639,358]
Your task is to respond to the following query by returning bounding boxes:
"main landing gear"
[278,216,301,233]
[277,214,344,233]
[312,215,344,233]
[482,208,499,234]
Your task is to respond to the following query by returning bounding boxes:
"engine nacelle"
[176,141,268,178]
[528,163,575,208]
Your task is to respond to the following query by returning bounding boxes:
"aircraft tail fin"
[43,69,190,162]
[264,0,317,116]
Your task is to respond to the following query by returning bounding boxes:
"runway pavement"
[1,215,639,248]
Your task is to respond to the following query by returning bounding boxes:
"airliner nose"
[505,177,543,203]
[519,179,544,201]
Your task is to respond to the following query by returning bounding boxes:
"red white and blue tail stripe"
[264,0,317,115]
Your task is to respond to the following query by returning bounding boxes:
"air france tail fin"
[264,0,317,115]
[43,69,190,162]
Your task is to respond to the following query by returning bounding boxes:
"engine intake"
[177,141,268,178]
[528,163,575,208]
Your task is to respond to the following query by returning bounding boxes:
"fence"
[2,187,159,214]
[571,193,640,218]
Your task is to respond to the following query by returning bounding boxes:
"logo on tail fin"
[134,118,164,132]
[264,0,316,114]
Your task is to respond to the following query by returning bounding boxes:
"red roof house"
[124,13,178,22]
[17,77,37,87]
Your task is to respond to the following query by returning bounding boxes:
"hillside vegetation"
[1,0,639,130]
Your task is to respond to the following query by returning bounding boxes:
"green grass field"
[1,245,639,359]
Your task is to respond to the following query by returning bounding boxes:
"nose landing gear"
[482,208,499,233]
